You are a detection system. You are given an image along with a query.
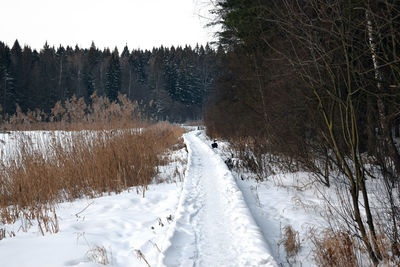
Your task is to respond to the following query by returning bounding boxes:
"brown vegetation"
[280,225,301,261]
[312,230,359,267]
[0,94,186,236]
[1,92,149,131]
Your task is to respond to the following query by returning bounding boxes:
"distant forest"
[0,40,221,122]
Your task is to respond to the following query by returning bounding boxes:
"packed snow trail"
[158,131,277,267]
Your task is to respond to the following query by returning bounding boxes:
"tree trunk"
[128,69,132,99]
[366,10,400,176]
[350,182,380,265]
[58,58,63,99]
[252,54,269,131]
[359,174,382,261]
[367,95,377,155]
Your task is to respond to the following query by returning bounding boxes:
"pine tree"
[120,45,133,98]
[20,46,34,110]
[0,42,15,115]
[39,42,58,112]
[10,40,24,110]
[84,42,100,101]
[0,67,15,115]
[55,45,67,102]
[105,48,121,102]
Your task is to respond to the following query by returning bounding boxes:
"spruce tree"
[105,48,121,102]
[0,42,15,115]
[85,42,100,101]
[10,40,24,110]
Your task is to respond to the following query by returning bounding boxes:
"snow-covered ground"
[197,131,327,266]
[0,185,182,267]
[0,128,328,266]
[0,130,187,267]
[234,172,327,266]
[158,131,277,267]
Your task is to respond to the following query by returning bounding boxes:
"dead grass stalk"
[0,122,185,234]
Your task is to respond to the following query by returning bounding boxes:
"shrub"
[280,225,301,261]
[312,230,358,267]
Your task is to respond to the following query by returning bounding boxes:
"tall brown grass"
[0,122,185,234]
[279,224,301,263]
[0,94,186,236]
[0,92,149,131]
[311,230,361,267]
[312,228,400,266]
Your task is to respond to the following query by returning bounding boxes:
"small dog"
[211,140,218,149]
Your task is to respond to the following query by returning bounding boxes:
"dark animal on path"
[166,214,173,223]
[211,140,218,149]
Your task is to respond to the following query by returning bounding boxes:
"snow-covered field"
[0,130,187,267]
[0,185,182,267]
[0,129,329,266]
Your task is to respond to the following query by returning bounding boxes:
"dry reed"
[0,94,186,236]
[0,122,185,234]
[86,245,111,265]
[312,230,359,267]
[1,93,149,132]
[279,225,301,261]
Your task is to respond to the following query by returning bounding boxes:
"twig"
[75,201,94,217]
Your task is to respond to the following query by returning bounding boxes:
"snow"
[196,131,327,266]
[0,130,187,267]
[0,184,182,267]
[0,128,328,266]
[235,173,327,266]
[158,131,277,266]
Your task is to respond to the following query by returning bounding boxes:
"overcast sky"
[0,0,217,51]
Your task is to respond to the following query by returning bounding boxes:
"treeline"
[0,41,220,122]
[206,0,400,265]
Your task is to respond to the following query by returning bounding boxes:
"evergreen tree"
[120,45,133,98]
[55,45,67,102]
[20,46,34,110]
[10,40,24,109]
[39,42,58,112]
[105,48,121,102]
[0,42,15,115]
[84,42,100,101]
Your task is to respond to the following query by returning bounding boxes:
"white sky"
[0,0,217,51]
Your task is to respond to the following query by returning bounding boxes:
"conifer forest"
[0,41,219,122]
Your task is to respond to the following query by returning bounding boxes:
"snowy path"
[158,131,277,267]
